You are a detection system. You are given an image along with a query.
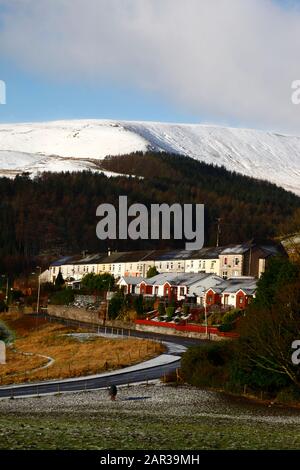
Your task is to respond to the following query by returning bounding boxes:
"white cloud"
[1,0,300,133]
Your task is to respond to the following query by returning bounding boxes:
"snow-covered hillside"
[0,119,299,195]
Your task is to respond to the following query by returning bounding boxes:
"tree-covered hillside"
[0,151,299,275]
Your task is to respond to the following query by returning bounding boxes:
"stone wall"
[47,305,133,329]
[47,305,227,340]
[135,323,224,341]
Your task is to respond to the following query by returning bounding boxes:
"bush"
[207,311,223,326]
[181,343,233,388]
[166,306,175,320]
[183,305,190,316]
[133,295,144,317]
[146,266,159,278]
[222,309,243,324]
[49,288,75,305]
[108,293,124,320]
[158,302,165,316]
[218,322,235,332]
[218,309,243,331]
[81,273,115,292]
[143,297,155,313]
[0,320,15,343]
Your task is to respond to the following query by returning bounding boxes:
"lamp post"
[203,290,209,339]
[104,279,112,327]
[204,303,208,338]
[36,266,42,314]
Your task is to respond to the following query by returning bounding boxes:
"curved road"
[0,314,207,399]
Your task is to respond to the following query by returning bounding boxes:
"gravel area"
[1,384,300,449]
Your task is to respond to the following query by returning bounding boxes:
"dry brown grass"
[0,314,164,385]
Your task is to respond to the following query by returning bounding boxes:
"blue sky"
[0,57,203,124]
[0,0,300,132]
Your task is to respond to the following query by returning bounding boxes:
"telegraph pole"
[216,218,222,247]
[36,266,42,314]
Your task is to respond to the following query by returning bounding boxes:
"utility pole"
[36,266,42,315]
[216,218,222,247]
[104,279,111,327]
[204,295,208,338]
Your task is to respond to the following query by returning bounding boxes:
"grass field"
[0,314,164,385]
[1,385,300,450]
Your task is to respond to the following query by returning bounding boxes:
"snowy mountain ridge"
[0,119,299,195]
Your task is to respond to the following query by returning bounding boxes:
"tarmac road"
[0,314,206,399]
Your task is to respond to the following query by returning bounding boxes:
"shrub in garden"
[158,302,165,317]
[133,294,144,317]
[218,309,243,332]
[49,288,75,305]
[108,292,124,320]
[166,306,175,320]
[183,305,190,316]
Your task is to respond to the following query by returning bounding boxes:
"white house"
[117,276,145,294]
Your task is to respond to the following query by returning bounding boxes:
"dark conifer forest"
[0,151,299,275]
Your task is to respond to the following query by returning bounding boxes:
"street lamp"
[36,266,42,314]
[202,287,209,339]
[32,267,42,314]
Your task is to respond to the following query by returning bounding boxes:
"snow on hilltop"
[0,119,299,195]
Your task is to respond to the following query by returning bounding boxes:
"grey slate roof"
[117,276,145,285]
[210,277,257,295]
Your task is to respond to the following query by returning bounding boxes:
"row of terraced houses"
[47,239,285,283]
[44,240,285,309]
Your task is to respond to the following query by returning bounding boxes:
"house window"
[234,257,239,266]
[109,265,111,271]
[130,264,133,270]
[239,296,244,304]
[170,262,173,269]
[186,287,189,294]
[119,265,121,272]
[203,261,206,269]
[207,295,213,303]
[234,270,239,276]
[224,257,228,266]
[53,267,56,274]
[92,266,95,272]
[211,261,215,269]
[154,286,159,295]
[198,261,201,267]
[191,261,194,267]
[180,287,184,296]
[178,262,181,269]
[159,263,162,269]
[222,271,228,279]
[166,263,169,269]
